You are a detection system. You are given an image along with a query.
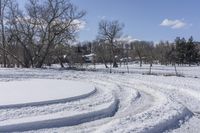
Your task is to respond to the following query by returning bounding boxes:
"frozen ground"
[0,64,199,132]
[84,63,200,78]
[0,79,95,108]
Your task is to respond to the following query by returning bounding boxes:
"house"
[82,53,96,63]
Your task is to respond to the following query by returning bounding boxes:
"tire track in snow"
[0,82,120,132]
[0,93,119,132]
[22,78,145,133]
[93,76,193,133]
[0,70,196,132]
[193,112,200,119]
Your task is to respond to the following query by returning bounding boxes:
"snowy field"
[0,64,200,132]
[0,79,95,108]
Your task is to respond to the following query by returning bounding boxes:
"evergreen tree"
[185,36,198,65]
[175,37,186,65]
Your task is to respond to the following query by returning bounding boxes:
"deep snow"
[0,64,200,132]
[0,79,95,108]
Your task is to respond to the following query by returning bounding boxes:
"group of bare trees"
[80,37,200,70]
[0,0,200,69]
[97,20,124,68]
[0,0,85,68]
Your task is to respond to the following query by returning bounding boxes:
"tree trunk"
[136,49,142,67]
[0,1,7,67]
[58,56,64,68]
[0,46,25,67]
[149,62,152,74]
[126,60,129,73]
[139,57,142,67]
[36,43,51,68]
[173,63,178,76]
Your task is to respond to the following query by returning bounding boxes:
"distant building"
[120,57,132,62]
[82,53,96,63]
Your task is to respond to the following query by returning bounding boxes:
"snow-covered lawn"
[0,65,200,132]
[0,79,95,108]
[86,63,200,77]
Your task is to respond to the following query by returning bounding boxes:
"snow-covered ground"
[85,63,200,78]
[0,64,200,132]
[0,79,95,108]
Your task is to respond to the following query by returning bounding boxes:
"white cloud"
[160,19,187,29]
[117,36,140,43]
[72,19,86,30]
[98,16,106,20]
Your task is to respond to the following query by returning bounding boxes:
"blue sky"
[17,0,200,43]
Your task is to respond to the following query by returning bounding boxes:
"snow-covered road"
[0,67,199,132]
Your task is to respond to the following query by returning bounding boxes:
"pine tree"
[175,37,186,65]
[186,36,198,65]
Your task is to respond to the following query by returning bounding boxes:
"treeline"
[76,36,200,68]
[0,0,200,68]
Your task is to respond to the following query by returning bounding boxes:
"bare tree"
[6,0,85,68]
[125,43,130,73]
[0,0,10,67]
[97,20,124,72]
[131,41,150,67]
[131,41,143,67]
[95,40,109,68]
